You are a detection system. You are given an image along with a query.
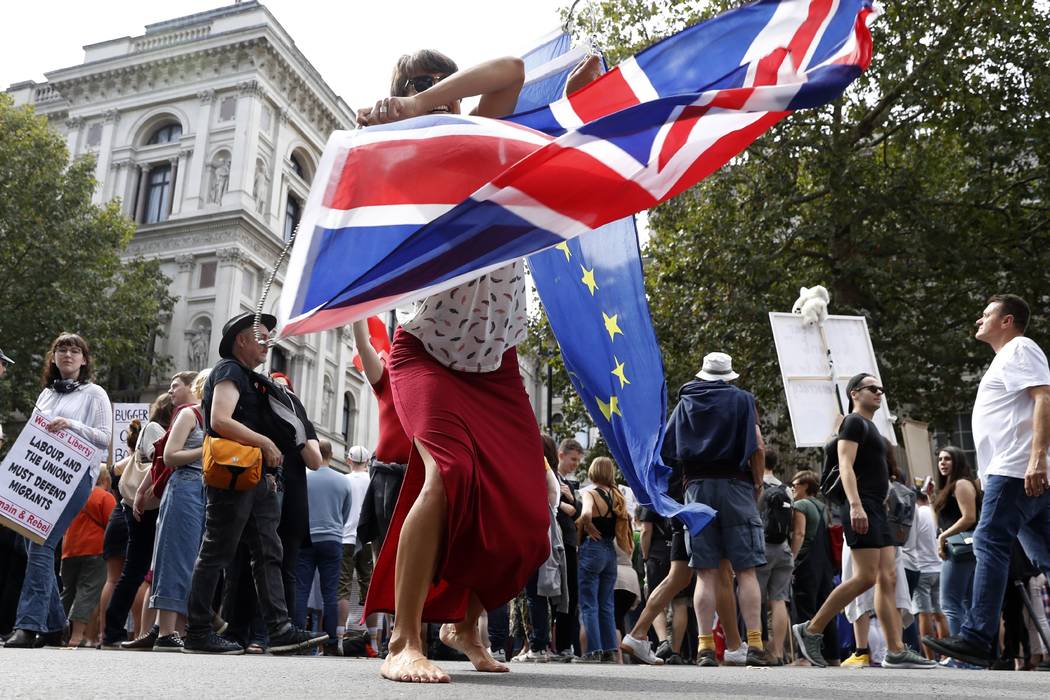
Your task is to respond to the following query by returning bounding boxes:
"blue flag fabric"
[517,34,717,534]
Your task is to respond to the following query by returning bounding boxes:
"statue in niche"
[186,326,211,371]
[321,377,335,429]
[254,159,271,214]
[208,155,230,204]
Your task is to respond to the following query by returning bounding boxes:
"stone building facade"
[8,1,555,461]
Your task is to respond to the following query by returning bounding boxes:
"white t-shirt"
[342,470,371,545]
[971,336,1050,480]
[900,504,940,574]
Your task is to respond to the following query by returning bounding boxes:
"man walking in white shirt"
[925,294,1050,666]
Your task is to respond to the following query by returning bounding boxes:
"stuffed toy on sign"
[791,285,830,326]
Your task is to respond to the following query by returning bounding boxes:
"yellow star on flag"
[602,312,624,343]
[555,241,571,261]
[580,265,599,296]
[596,394,622,421]
[611,356,631,388]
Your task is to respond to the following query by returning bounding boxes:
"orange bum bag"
[202,436,263,491]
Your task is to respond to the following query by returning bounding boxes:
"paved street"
[1,649,1047,699]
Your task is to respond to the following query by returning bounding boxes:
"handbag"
[118,429,155,505]
[150,405,203,500]
[945,531,976,562]
[202,436,263,491]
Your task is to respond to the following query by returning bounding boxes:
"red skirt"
[363,328,550,622]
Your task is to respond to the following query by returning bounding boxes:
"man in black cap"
[183,313,327,655]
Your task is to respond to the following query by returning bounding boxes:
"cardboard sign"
[769,312,897,448]
[112,403,149,464]
[0,409,100,544]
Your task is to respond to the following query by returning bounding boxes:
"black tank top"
[592,488,617,539]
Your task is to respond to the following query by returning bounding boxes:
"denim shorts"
[684,478,765,571]
[911,571,941,614]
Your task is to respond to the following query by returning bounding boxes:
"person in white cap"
[339,444,378,651]
[661,351,773,666]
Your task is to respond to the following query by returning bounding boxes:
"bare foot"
[440,623,509,673]
[380,648,451,683]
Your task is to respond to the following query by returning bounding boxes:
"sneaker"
[665,653,686,665]
[655,639,673,660]
[521,648,550,663]
[549,649,576,663]
[882,646,939,669]
[120,625,159,651]
[723,643,748,666]
[745,646,776,667]
[152,633,184,653]
[322,642,342,657]
[490,649,507,663]
[792,622,827,668]
[182,633,244,655]
[268,626,329,655]
[601,650,619,664]
[842,652,871,668]
[572,651,604,664]
[697,649,718,667]
[922,635,992,669]
[620,634,665,665]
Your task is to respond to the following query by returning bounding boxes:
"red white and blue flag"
[277,0,878,337]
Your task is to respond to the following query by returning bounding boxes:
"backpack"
[762,482,793,544]
[885,480,917,546]
[820,418,870,505]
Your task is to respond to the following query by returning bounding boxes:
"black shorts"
[840,497,893,550]
[645,548,672,591]
[102,501,128,560]
[669,530,695,600]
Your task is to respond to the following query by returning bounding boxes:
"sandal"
[246,642,266,654]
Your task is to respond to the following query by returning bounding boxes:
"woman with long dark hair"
[932,446,979,635]
[6,333,112,648]
[358,48,600,683]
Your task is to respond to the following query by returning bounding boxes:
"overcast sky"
[1,0,572,108]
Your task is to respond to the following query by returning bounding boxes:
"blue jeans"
[525,571,550,652]
[577,537,617,653]
[293,540,342,643]
[150,469,205,615]
[940,555,975,636]
[15,471,93,633]
[961,475,1050,650]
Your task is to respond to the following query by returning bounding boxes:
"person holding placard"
[792,373,935,669]
[6,333,112,649]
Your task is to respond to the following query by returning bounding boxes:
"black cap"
[218,313,277,359]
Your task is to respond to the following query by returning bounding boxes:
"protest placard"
[112,403,149,463]
[0,409,100,544]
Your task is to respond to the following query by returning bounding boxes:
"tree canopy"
[530,0,1049,465]
[0,94,174,434]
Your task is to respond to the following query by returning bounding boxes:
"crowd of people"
[0,33,1048,685]
[1,293,1048,679]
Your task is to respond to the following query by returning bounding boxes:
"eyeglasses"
[404,74,445,94]
[859,385,885,395]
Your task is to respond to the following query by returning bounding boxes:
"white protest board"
[0,409,100,544]
[901,419,934,485]
[769,312,897,447]
[112,403,149,464]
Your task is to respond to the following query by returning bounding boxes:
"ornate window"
[290,153,306,179]
[322,374,336,430]
[143,164,172,223]
[283,195,302,241]
[147,123,182,145]
[342,390,357,444]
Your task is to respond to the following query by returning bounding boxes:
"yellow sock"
[698,634,715,652]
[747,630,764,650]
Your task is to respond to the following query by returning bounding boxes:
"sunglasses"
[404,74,445,94]
[858,385,885,395]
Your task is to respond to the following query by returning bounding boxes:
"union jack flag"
[277,0,878,337]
